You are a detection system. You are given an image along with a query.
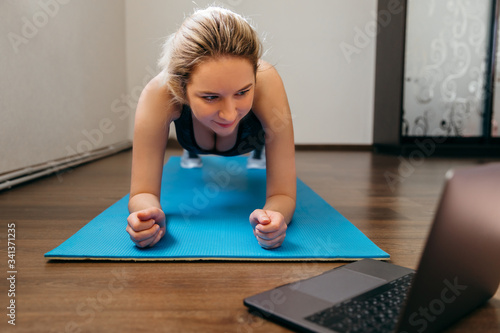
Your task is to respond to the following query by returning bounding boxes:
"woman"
[126,6,296,250]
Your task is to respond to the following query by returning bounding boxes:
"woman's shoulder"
[256,60,280,80]
[255,60,285,95]
[252,59,291,128]
[254,60,286,107]
[139,73,182,121]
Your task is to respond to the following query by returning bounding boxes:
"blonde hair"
[158,6,263,105]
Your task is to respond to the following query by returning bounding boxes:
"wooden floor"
[1,148,499,332]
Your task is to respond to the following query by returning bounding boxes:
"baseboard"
[168,139,372,152]
[0,141,132,191]
[295,144,372,151]
[373,143,500,158]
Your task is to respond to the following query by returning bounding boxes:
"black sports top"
[173,104,265,157]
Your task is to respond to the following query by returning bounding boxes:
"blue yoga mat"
[45,156,389,261]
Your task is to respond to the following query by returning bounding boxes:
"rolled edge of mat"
[44,256,390,262]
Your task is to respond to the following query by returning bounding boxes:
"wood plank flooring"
[0,148,499,332]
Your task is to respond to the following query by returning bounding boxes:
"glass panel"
[492,13,500,137]
[402,0,492,137]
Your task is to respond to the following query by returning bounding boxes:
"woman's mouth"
[214,120,236,128]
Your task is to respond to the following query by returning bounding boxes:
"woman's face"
[186,56,255,137]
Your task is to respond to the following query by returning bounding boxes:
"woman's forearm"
[263,194,296,225]
[128,192,162,213]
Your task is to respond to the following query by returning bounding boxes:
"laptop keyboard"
[304,272,415,333]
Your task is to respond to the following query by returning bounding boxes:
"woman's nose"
[218,100,237,121]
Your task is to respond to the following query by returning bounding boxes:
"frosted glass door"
[402,0,492,137]
[492,13,500,137]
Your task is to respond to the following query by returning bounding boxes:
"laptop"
[244,163,500,333]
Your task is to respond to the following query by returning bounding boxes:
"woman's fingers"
[253,223,286,249]
[127,224,161,248]
[249,209,271,229]
[253,226,286,240]
[254,231,285,249]
[127,223,160,241]
[137,207,164,222]
[127,213,155,232]
[249,209,287,249]
[126,208,167,248]
[148,228,165,248]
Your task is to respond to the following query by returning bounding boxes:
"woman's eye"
[236,89,250,96]
[203,95,218,101]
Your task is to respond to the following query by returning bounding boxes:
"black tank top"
[173,104,265,156]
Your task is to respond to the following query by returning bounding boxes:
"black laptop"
[244,163,500,332]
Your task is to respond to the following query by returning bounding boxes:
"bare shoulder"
[255,60,283,89]
[137,73,181,122]
[253,60,290,124]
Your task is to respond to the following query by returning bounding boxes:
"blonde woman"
[126,7,296,250]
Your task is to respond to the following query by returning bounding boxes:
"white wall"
[0,0,377,178]
[125,0,377,144]
[0,0,129,175]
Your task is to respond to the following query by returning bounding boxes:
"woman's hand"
[249,209,287,249]
[126,207,166,248]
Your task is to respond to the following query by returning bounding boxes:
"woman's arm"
[250,61,296,248]
[126,74,179,248]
